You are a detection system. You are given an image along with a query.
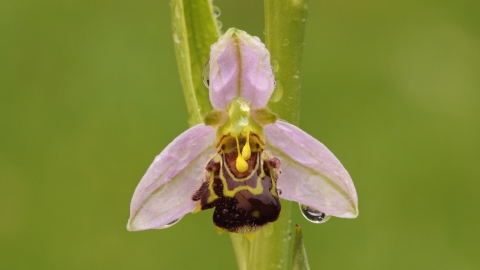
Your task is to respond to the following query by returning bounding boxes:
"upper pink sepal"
[264,121,358,218]
[127,124,216,231]
[209,28,275,110]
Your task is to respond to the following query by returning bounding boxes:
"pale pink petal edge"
[127,124,216,231]
[264,121,358,218]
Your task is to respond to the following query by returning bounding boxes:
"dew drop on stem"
[212,6,221,17]
[202,60,210,87]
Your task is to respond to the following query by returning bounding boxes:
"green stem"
[230,1,309,269]
[171,0,219,126]
[230,201,293,270]
[265,0,309,125]
[229,201,293,270]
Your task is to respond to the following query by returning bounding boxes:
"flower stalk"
[230,1,310,269]
[170,0,219,126]
[265,0,309,125]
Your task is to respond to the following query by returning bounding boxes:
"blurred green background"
[1,0,479,269]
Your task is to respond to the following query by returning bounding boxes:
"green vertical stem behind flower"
[265,0,309,125]
[234,1,310,269]
[171,0,220,126]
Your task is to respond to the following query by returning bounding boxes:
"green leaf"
[170,0,220,126]
[293,224,311,270]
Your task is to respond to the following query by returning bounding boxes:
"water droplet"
[299,203,330,224]
[212,6,221,17]
[216,20,223,30]
[293,71,300,79]
[262,223,274,237]
[282,38,290,46]
[174,2,181,19]
[161,218,181,228]
[271,59,279,73]
[270,80,283,102]
[202,60,210,87]
[173,32,180,43]
[302,12,308,22]
[277,188,282,195]
[263,29,266,35]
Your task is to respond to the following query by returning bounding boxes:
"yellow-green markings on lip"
[193,127,281,233]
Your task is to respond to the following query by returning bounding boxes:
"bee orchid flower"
[127,28,358,234]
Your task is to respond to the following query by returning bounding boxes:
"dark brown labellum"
[192,149,281,233]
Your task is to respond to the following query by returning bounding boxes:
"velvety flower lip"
[127,28,358,232]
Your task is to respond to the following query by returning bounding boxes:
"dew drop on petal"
[202,60,210,87]
[299,203,330,224]
[161,218,181,228]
